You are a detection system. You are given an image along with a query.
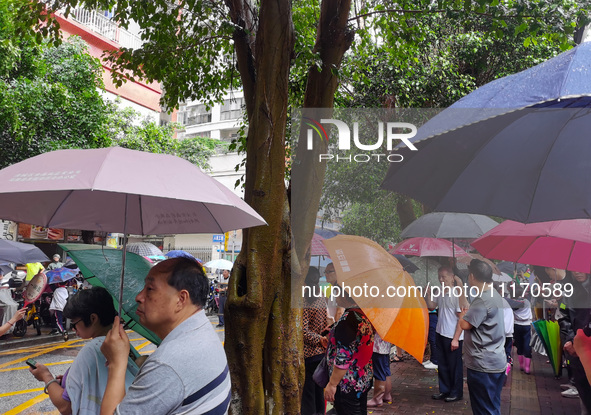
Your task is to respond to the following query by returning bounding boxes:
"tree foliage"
[0,7,221,170]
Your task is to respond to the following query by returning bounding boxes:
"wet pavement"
[1,326,582,414]
[357,350,580,415]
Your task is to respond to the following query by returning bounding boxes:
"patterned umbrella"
[126,242,164,258]
[46,267,79,285]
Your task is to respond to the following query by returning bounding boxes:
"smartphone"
[25,358,37,369]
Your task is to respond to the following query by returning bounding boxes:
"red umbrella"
[390,237,471,258]
[472,219,591,273]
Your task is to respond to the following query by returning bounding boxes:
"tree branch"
[349,8,541,22]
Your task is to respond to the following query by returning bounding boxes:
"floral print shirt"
[326,307,375,394]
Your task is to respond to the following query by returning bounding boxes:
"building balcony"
[69,8,143,50]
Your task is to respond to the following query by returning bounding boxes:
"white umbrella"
[204,259,234,270]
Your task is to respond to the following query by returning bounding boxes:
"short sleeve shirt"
[463,288,506,373]
[326,308,374,394]
[434,293,464,340]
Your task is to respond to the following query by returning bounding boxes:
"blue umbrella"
[165,250,202,263]
[46,266,79,285]
[382,42,591,223]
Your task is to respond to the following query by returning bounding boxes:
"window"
[220,98,244,121]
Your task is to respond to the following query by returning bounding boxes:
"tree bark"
[224,0,298,413]
[224,0,354,412]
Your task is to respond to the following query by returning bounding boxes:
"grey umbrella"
[382,41,591,223]
[400,212,498,239]
[0,240,49,264]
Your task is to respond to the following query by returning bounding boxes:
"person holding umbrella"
[100,258,230,415]
[459,259,506,415]
[323,288,375,413]
[301,266,328,415]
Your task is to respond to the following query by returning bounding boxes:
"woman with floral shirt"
[324,290,375,414]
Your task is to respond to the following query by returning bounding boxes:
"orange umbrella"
[322,235,429,363]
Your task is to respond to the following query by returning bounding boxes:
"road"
[0,313,224,415]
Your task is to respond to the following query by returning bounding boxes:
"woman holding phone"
[28,287,138,415]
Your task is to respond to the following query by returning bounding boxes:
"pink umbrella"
[311,232,329,256]
[390,237,471,258]
[0,147,265,234]
[472,219,591,273]
[0,147,266,312]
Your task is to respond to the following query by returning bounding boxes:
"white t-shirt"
[501,298,514,337]
[49,287,69,312]
[434,293,464,340]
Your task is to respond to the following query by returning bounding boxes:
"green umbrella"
[532,319,562,377]
[59,243,161,346]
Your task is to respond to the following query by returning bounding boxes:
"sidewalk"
[359,351,580,414]
[0,326,72,350]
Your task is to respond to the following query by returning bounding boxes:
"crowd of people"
[301,258,591,415]
[6,247,591,415]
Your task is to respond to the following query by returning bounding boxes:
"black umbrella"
[0,240,49,264]
[393,254,419,273]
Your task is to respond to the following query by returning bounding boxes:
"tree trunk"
[224,0,298,413]
[224,0,354,412]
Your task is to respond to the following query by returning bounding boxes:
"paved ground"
[353,351,581,415]
[2,327,583,414]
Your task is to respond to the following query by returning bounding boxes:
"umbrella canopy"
[0,240,49,264]
[46,266,79,285]
[204,258,234,270]
[311,233,329,256]
[533,319,562,377]
[492,272,513,283]
[400,212,498,239]
[314,228,342,239]
[59,243,161,345]
[165,250,201,262]
[390,237,470,258]
[472,219,591,273]
[381,42,591,223]
[497,261,528,276]
[126,242,164,258]
[392,254,419,273]
[0,147,266,313]
[0,147,266,234]
[322,235,429,363]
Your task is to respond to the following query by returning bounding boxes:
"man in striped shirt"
[100,258,231,415]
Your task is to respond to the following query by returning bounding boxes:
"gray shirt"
[463,287,506,373]
[116,310,230,414]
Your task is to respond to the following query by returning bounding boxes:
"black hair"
[63,286,117,327]
[468,259,493,283]
[155,258,209,307]
[305,266,321,287]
